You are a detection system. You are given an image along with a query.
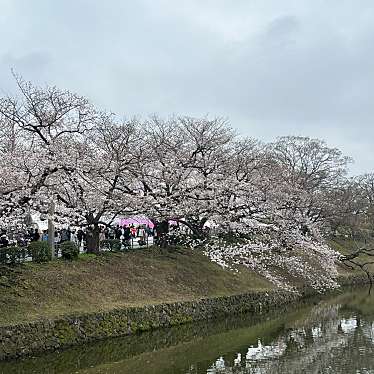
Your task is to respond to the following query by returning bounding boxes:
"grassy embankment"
[329,237,374,277]
[0,247,271,326]
[0,238,369,326]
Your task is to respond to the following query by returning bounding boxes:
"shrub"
[0,247,7,265]
[60,241,79,260]
[100,239,122,252]
[0,246,27,265]
[28,241,51,263]
[7,246,27,265]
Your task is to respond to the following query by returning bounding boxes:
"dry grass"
[1,239,367,326]
[0,247,271,325]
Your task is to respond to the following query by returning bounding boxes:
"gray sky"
[1,0,373,174]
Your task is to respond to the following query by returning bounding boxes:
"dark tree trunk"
[86,222,100,253]
[155,220,169,248]
[180,217,208,239]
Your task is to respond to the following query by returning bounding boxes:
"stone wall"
[0,273,369,361]
[0,289,299,360]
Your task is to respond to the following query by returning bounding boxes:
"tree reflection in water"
[205,295,374,374]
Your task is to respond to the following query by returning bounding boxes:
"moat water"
[1,288,374,373]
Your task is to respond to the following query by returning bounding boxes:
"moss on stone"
[0,273,370,361]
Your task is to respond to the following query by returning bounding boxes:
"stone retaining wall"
[0,273,369,361]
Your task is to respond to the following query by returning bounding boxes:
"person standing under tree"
[32,228,40,242]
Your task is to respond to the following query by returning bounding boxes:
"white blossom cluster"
[204,235,340,292]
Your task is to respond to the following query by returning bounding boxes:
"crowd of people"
[100,224,154,248]
[0,227,86,249]
[0,223,155,252]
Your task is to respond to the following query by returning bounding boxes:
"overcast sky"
[0,0,373,174]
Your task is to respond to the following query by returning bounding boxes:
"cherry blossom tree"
[48,115,143,252]
[1,77,372,291]
[0,74,97,228]
[199,141,342,292]
[132,115,234,235]
[269,136,352,225]
[355,173,374,233]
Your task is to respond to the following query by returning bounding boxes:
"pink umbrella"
[119,218,179,228]
[120,218,155,228]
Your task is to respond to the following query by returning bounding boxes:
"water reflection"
[197,294,374,374]
[1,288,374,373]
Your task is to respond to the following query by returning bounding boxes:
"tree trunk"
[86,222,100,253]
[179,218,208,240]
[155,220,169,248]
[47,201,55,259]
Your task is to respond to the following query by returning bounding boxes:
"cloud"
[1,0,374,173]
[0,51,51,95]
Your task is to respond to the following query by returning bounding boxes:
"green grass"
[0,239,370,327]
[0,246,271,326]
[329,237,374,274]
